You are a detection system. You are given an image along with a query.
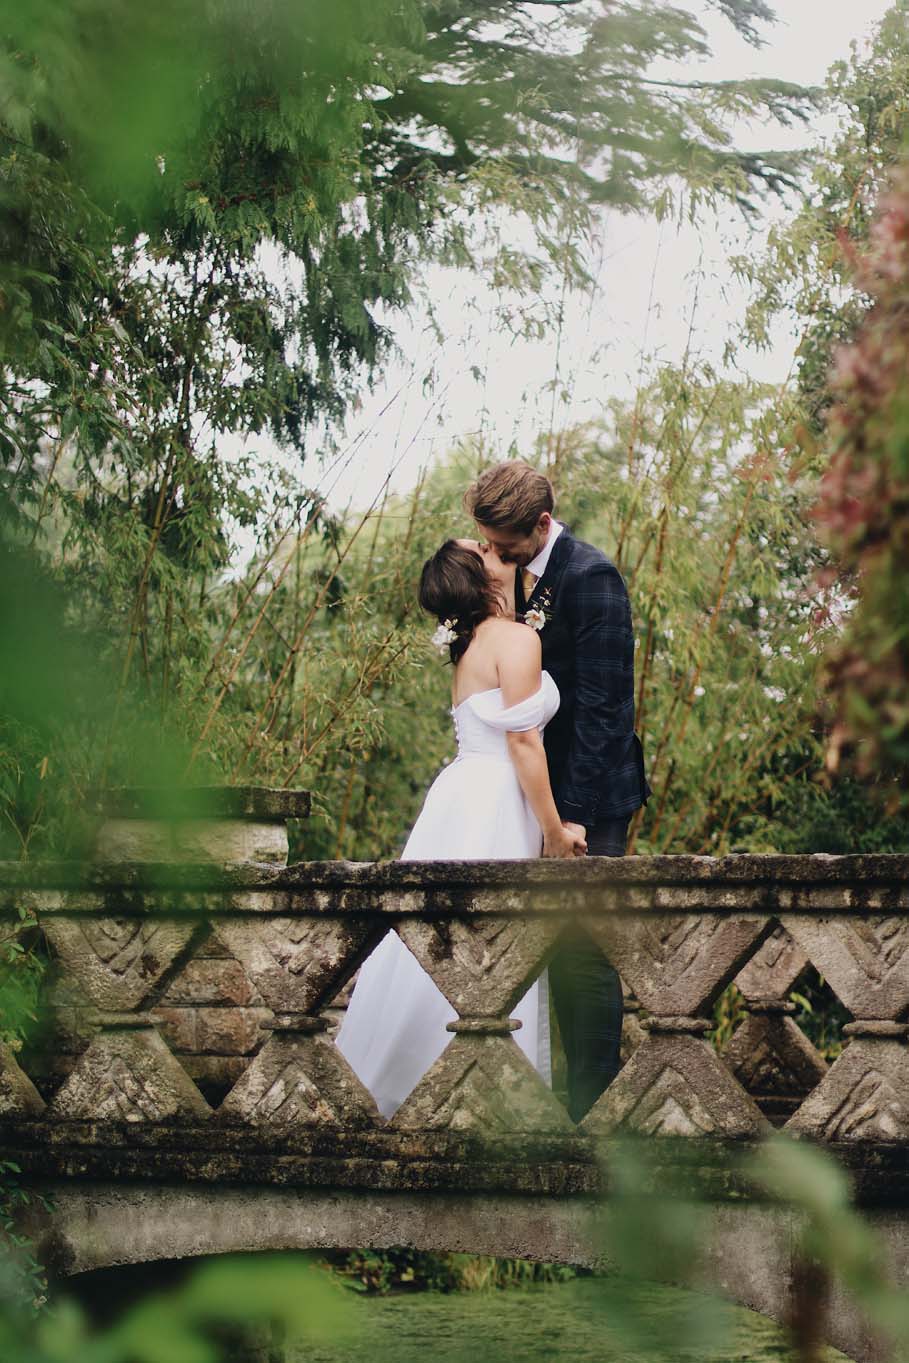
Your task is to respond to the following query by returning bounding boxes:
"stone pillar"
[725,924,827,1125]
[581,912,771,1137]
[214,916,384,1126]
[54,785,313,1105]
[94,786,311,866]
[389,910,573,1133]
[780,913,909,1143]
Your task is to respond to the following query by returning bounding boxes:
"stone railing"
[0,854,906,1166]
[2,853,908,1363]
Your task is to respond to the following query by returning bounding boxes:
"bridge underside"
[13,1121,908,1363]
[23,1175,909,1363]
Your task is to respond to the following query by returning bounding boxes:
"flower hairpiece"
[431,618,458,656]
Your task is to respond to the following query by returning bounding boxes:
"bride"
[335,537,584,1117]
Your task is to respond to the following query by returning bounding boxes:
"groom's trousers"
[548,816,629,1123]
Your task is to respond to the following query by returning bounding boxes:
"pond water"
[298,1278,853,1363]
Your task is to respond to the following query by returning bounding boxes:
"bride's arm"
[498,628,585,859]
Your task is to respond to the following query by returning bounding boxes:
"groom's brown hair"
[464,461,554,534]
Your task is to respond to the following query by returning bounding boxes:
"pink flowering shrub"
[815,162,909,793]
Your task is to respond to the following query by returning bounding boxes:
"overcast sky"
[242,1,896,519]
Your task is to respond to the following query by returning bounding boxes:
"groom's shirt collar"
[525,519,564,580]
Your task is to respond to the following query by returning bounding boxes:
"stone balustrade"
[1,854,908,1363]
[0,854,906,1158]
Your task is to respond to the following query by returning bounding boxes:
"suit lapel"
[526,527,572,608]
[514,565,526,614]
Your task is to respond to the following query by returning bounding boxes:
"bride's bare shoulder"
[486,618,539,655]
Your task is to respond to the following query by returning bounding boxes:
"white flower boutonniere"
[431,618,458,656]
[522,586,553,633]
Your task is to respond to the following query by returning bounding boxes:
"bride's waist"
[453,749,514,765]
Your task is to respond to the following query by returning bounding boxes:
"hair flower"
[431,618,458,655]
[524,607,546,632]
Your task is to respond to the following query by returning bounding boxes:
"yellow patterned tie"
[521,567,537,602]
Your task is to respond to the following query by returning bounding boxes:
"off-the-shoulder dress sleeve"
[468,684,546,732]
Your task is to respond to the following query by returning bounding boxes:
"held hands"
[542,821,587,858]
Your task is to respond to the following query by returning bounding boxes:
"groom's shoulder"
[560,530,620,578]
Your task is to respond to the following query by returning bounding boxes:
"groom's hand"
[561,820,587,856]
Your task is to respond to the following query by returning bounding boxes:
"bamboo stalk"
[642,469,762,842]
[195,356,414,704]
[27,434,66,548]
[333,759,358,858]
[231,507,385,776]
[280,634,409,788]
[195,514,303,697]
[161,590,173,715]
[634,505,668,742]
[627,395,718,583]
[193,383,449,774]
[693,749,815,856]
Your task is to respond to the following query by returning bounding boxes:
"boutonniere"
[522,587,553,632]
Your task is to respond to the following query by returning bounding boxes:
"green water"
[299,1278,852,1363]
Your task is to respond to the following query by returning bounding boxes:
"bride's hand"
[543,825,586,858]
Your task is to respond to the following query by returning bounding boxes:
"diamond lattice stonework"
[391,1034,574,1134]
[582,1032,768,1138]
[724,1014,827,1115]
[49,1028,211,1122]
[219,1031,379,1126]
[734,923,808,1001]
[397,916,560,1017]
[786,1038,909,1142]
[781,916,909,1019]
[585,914,770,1017]
[42,918,196,1012]
[215,916,382,1015]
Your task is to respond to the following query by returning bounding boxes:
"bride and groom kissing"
[337,460,650,1123]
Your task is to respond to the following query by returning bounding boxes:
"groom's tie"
[521,567,537,603]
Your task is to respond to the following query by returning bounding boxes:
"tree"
[731,2,909,794]
[733,0,909,428]
[1,0,814,516]
[0,0,821,837]
[813,164,909,793]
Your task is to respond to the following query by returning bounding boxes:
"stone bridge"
[1,840,908,1362]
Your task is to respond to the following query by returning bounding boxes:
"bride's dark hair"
[419,540,503,664]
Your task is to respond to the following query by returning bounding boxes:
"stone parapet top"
[1,853,907,915]
[2,1119,908,1205]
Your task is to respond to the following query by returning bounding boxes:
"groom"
[466,460,650,1121]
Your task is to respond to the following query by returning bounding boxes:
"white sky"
[241,0,896,521]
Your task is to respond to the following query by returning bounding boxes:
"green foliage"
[545,377,835,854]
[596,1134,909,1360]
[728,3,909,795]
[0,0,821,862]
[787,971,850,1062]
[0,526,199,859]
[0,910,44,1048]
[0,1160,49,1316]
[0,1253,351,1363]
[326,1247,575,1295]
[733,0,909,427]
[751,1137,909,1353]
[812,163,909,792]
[594,1137,734,1359]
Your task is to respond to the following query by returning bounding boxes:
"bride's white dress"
[335,671,560,1118]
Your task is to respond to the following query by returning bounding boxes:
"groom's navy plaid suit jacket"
[516,527,650,828]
